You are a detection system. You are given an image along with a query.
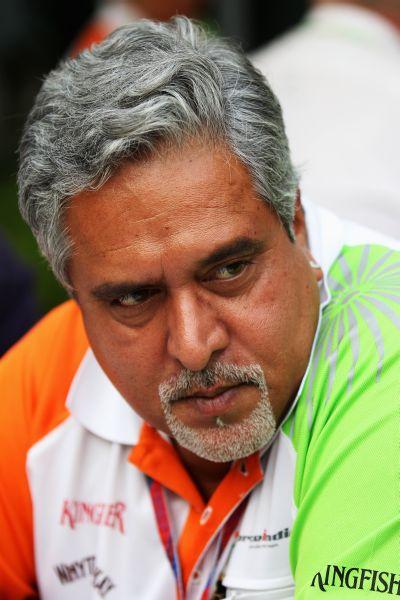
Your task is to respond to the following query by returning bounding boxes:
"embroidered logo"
[60,500,126,534]
[311,565,400,594]
[54,555,116,597]
[235,527,290,548]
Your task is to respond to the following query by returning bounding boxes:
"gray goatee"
[159,363,276,462]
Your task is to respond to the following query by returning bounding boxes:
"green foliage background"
[0,178,67,314]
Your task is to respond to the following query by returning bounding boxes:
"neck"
[174,443,231,501]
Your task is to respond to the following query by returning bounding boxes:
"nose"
[166,288,229,372]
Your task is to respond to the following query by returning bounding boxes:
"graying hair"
[18,17,298,288]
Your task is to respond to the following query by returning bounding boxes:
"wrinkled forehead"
[66,140,269,244]
[65,142,281,284]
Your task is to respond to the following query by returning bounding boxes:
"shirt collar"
[66,348,143,445]
[274,198,344,430]
[302,196,344,281]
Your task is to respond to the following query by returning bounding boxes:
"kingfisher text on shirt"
[311,565,400,595]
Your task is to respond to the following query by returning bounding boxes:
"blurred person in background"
[0,233,38,356]
[71,0,208,55]
[251,0,400,238]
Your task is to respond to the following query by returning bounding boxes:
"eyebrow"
[197,237,266,269]
[91,280,158,301]
[91,236,266,300]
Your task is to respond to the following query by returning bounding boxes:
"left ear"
[293,189,323,283]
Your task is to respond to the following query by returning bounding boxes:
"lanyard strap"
[147,476,185,600]
[147,476,247,600]
[200,498,248,600]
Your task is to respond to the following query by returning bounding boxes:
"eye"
[201,258,257,296]
[212,260,250,281]
[113,288,159,307]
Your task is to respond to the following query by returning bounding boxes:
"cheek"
[230,277,293,346]
[232,301,291,365]
[87,326,169,429]
[81,305,167,400]
[225,269,316,372]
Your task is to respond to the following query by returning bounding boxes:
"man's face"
[67,143,321,461]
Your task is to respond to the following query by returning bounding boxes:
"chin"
[164,396,277,463]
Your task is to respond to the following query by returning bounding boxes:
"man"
[251,0,400,238]
[0,17,399,600]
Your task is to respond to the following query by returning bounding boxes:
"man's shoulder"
[0,300,89,447]
[304,198,400,274]
[323,242,399,388]
[288,243,400,591]
[1,299,87,372]
[326,243,400,338]
[287,242,400,447]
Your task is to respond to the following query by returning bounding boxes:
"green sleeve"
[284,245,400,598]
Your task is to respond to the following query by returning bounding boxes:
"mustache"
[159,363,266,404]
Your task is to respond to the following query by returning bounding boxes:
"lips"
[184,384,238,400]
[176,384,247,417]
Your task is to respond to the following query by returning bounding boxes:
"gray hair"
[18,17,298,288]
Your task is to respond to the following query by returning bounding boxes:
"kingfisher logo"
[60,499,126,534]
[236,527,290,548]
[311,565,400,595]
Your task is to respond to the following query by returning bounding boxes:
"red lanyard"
[147,476,247,600]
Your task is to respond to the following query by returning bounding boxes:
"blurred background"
[0,0,307,323]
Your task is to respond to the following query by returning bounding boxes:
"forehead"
[66,143,278,275]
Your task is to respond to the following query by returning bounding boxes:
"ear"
[293,189,308,247]
[293,189,323,283]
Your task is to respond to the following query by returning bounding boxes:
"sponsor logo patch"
[54,555,116,597]
[311,564,400,595]
[60,499,126,534]
[235,527,290,548]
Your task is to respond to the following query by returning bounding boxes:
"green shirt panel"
[282,245,400,598]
